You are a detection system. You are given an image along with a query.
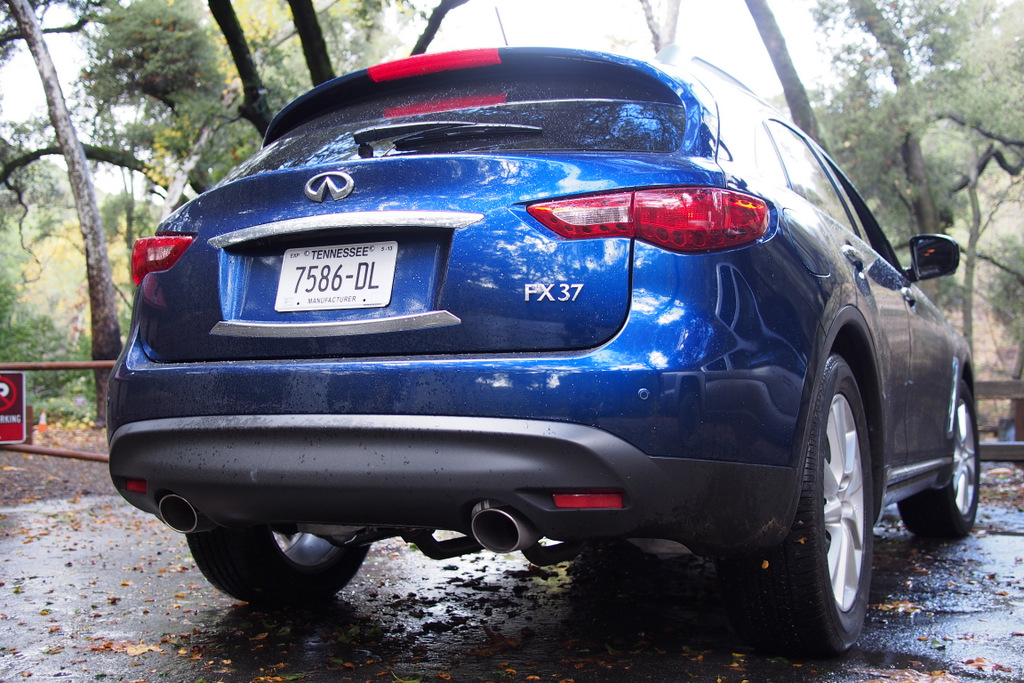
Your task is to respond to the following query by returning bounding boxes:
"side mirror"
[907,234,960,282]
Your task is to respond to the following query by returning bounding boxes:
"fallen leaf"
[873,600,924,614]
[960,657,1012,673]
[855,669,962,682]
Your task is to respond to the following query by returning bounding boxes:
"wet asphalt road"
[2,474,1023,682]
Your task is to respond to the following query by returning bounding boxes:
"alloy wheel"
[823,393,866,613]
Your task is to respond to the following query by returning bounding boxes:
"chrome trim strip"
[947,356,960,437]
[208,211,483,249]
[885,457,950,485]
[210,310,461,338]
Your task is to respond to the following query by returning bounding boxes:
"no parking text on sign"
[0,372,27,444]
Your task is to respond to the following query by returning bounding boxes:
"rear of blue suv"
[108,47,977,657]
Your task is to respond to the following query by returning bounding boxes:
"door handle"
[900,286,917,307]
[841,245,864,273]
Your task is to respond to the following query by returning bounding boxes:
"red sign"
[0,372,27,444]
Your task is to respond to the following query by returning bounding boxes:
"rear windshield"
[226,66,688,181]
[228,99,688,179]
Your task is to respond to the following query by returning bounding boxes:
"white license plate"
[275,241,398,312]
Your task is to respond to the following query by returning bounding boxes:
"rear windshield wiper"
[353,121,542,157]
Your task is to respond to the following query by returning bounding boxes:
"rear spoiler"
[264,47,686,145]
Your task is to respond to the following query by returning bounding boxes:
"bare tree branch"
[287,0,335,85]
[5,0,121,427]
[977,251,1024,288]
[848,0,939,234]
[943,112,1024,147]
[638,0,662,52]
[1,17,90,44]
[949,144,1024,194]
[2,144,149,185]
[744,0,823,148]
[208,0,272,136]
[410,0,471,55]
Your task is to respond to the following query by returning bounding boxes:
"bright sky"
[1,17,85,121]
[427,0,830,99]
[0,0,830,125]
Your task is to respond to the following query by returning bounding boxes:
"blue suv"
[109,47,978,656]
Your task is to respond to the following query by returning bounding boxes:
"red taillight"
[125,478,147,494]
[527,188,769,253]
[527,192,633,239]
[131,234,195,285]
[368,48,502,82]
[384,93,508,119]
[552,491,625,509]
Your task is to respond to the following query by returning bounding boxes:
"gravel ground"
[0,426,111,508]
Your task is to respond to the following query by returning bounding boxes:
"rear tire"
[716,354,872,657]
[187,525,368,605]
[898,380,979,538]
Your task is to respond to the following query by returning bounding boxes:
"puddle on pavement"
[2,495,1023,682]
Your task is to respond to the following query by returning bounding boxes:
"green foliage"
[820,68,915,236]
[988,231,1024,344]
[83,0,221,109]
[1,1,105,69]
[1,127,75,232]
[81,0,236,187]
[34,391,96,427]
[0,156,122,425]
[0,256,92,417]
[2,0,426,425]
[815,0,1024,240]
[814,0,970,79]
[0,276,65,363]
[319,0,410,75]
[937,2,1024,150]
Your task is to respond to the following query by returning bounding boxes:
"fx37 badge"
[524,283,584,302]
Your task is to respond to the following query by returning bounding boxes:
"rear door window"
[766,121,860,237]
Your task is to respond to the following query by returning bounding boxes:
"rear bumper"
[109,414,798,556]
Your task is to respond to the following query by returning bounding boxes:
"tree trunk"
[287,0,335,86]
[961,177,981,350]
[121,170,136,255]
[744,0,824,149]
[638,0,681,53]
[901,131,941,234]
[160,125,215,222]
[411,0,470,55]
[208,0,272,136]
[848,0,940,234]
[5,0,122,428]
[1014,339,1024,380]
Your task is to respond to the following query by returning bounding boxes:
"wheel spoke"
[823,496,843,526]
[824,393,865,612]
[828,517,860,607]
[952,400,978,516]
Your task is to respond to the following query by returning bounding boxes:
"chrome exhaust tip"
[158,493,215,534]
[470,500,540,553]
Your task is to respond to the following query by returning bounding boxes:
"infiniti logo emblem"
[304,171,355,202]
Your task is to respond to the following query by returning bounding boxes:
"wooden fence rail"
[975,380,1024,401]
[975,380,1024,462]
[0,361,116,371]
[1,361,115,462]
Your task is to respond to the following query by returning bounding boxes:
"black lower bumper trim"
[108,414,799,556]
